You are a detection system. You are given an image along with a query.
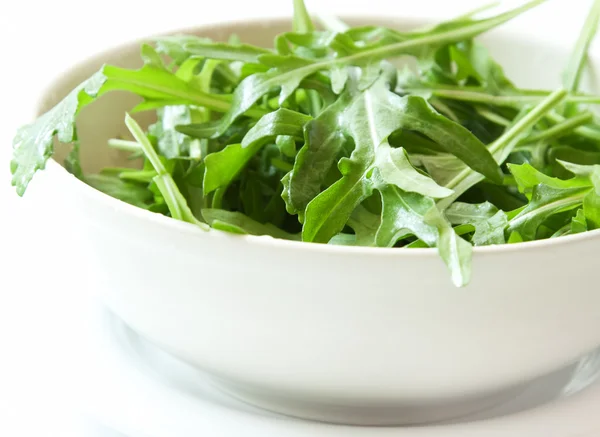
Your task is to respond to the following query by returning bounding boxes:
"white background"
[0,0,596,435]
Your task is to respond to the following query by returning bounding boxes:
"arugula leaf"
[293,0,315,33]
[200,0,548,137]
[346,205,381,246]
[562,0,600,94]
[183,41,272,63]
[390,95,500,182]
[507,162,591,196]
[557,160,600,195]
[86,174,153,208]
[375,142,453,198]
[302,76,500,243]
[64,142,84,180]
[125,114,208,229]
[445,201,507,245]
[375,185,438,247]
[302,159,375,243]
[203,108,311,195]
[11,71,106,195]
[275,135,297,157]
[437,88,568,209]
[571,208,588,233]
[282,91,350,214]
[202,208,300,240]
[445,201,498,224]
[471,210,508,245]
[508,184,590,240]
[424,206,472,287]
[153,35,211,65]
[583,191,600,229]
[102,64,233,113]
[148,105,194,159]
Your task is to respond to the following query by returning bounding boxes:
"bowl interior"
[36,16,600,174]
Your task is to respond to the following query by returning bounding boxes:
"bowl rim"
[31,14,600,258]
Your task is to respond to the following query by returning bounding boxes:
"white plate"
[76,298,600,437]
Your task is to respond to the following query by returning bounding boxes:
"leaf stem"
[270,0,547,107]
[563,0,600,92]
[124,114,208,229]
[108,138,142,152]
[293,0,315,33]
[402,87,600,107]
[546,111,600,141]
[437,89,567,209]
[507,190,588,231]
[333,0,547,67]
[315,14,350,32]
[452,1,501,21]
[489,89,568,157]
[475,106,511,126]
[125,115,167,175]
[523,111,593,144]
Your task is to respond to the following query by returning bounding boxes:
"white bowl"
[23,16,600,426]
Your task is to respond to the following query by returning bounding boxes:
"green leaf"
[203,109,311,194]
[295,75,495,211]
[140,44,168,70]
[153,35,211,65]
[390,95,501,183]
[398,84,600,108]
[203,143,248,194]
[331,67,349,94]
[283,92,349,214]
[303,160,375,243]
[275,135,297,157]
[507,231,523,243]
[64,142,84,180]
[328,233,358,245]
[445,201,498,225]
[346,205,380,246]
[148,105,193,159]
[472,210,508,246]
[125,114,208,229]
[243,108,312,148]
[507,162,590,196]
[445,201,506,245]
[14,0,592,290]
[102,64,233,113]
[202,208,300,240]
[557,160,600,195]
[424,206,472,288]
[523,111,593,144]
[375,142,453,198]
[86,174,153,208]
[562,0,600,94]
[293,0,315,33]
[583,191,600,229]
[571,208,588,233]
[11,70,106,195]
[206,0,548,136]
[508,184,590,240]
[437,88,568,210]
[449,40,514,92]
[301,75,498,243]
[375,185,438,247]
[184,40,272,63]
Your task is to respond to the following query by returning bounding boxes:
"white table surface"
[0,1,596,435]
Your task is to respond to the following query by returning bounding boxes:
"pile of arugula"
[10,0,600,286]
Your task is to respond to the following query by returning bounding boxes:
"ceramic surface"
[81,302,600,437]
[23,16,600,425]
